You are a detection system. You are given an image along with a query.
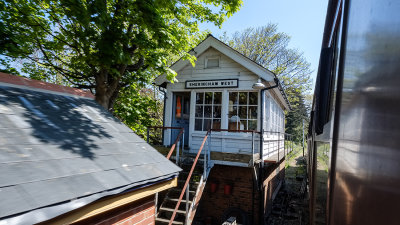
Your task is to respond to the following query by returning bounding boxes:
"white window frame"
[194,91,222,131]
[270,98,284,133]
[227,91,258,131]
[205,56,220,69]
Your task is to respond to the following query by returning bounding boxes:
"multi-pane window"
[228,92,258,130]
[195,92,222,131]
[270,99,284,132]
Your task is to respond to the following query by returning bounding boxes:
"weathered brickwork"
[74,196,155,225]
[197,161,285,225]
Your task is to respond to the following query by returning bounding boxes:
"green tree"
[222,24,312,141]
[0,0,242,110]
[113,83,163,138]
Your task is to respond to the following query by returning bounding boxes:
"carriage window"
[228,92,258,130]
[195,92,222,131]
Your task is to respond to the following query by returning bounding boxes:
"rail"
[204,129,294,163]
[262,131,294,162]
[168,130,211,225]
[147,126,184,164]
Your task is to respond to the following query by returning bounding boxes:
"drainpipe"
[253,78,279,225]
[259,78,279,165]
[158,84,167,145]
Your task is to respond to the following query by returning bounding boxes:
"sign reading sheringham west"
[185,79,239,89]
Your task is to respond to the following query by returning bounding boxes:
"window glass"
[205,92,213,104]
[196,92,204,104]
[248,120,257,130]
[214,92,222,104]
[206,58,219,68]
[228,92,258,130]
[229,92,238,105]
[195,119,202,131]
[194,92,222,131]
[213,119,221,129]
[213,106,221,118]
[228,106,238,118]
[249,106,257,119]
[249,92,258,105]
[239,92,247,105]
[195,106,203,117]
[269,99,284,133]
[204,106,212,118]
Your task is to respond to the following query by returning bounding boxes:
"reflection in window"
[195,92,222,131]
[228,92,258,130]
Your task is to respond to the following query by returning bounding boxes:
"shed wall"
[73,196,155,225]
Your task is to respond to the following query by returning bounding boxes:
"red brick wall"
[74,196,155,225]
[198,165,259,225]
[197,162,285,225]
[263,161,286,215]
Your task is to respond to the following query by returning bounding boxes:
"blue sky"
[199,0,329,87]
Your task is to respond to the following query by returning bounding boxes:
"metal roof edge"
[0,173,179,225]
[0,82,94,100]
[0,72,94,99]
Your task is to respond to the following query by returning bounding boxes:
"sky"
[198,0,329,88]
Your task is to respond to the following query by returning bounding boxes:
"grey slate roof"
[0,83,181,224]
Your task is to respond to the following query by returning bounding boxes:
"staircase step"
[168,189,196,199]
[170,188,196,195]
[160,207,186,214]
[178,180,200,185]
[167,197,193,204]
[179,171,203,176]
[156,217,184,225]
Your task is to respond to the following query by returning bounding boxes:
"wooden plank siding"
[169,47,258,86]
[160,42,287,167]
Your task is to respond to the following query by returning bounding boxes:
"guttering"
[258,78,279,225]
[259,78,279,166]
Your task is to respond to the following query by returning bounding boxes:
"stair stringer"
[186,162,214,225]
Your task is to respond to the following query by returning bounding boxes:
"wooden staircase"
[156,157,209,225]
[147,127,212,225]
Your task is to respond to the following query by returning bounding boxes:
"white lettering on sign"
[185,79,238,89]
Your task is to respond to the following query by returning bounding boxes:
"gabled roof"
[154,35,291,110]
[0,73,181,224]
[155,34,276,85]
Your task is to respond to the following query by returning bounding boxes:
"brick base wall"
[263,161,286,216]
[197,161,285,225]
[74,196,155,225]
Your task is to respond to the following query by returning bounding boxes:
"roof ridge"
[0,72,94,99]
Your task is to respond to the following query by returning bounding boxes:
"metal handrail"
[210,128,261,134]
[166,128,184,160]
[168,130,210,225]
[262,131,295,162]
[147,126,184,163]
[207,129,295,163]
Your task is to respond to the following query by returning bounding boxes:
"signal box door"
[171,92,190,148]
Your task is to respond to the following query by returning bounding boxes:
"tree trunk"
[95,91,110,110]
[94,70,122,111]
[95,70,112,110]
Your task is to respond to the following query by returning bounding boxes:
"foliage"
[221,24,312,142]
[285,89,308,142]
[113,83,163,138]
[0,0,242,110]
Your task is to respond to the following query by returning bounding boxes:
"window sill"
[191,131,260,140]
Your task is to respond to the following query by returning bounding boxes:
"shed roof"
[0,73,181,224]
